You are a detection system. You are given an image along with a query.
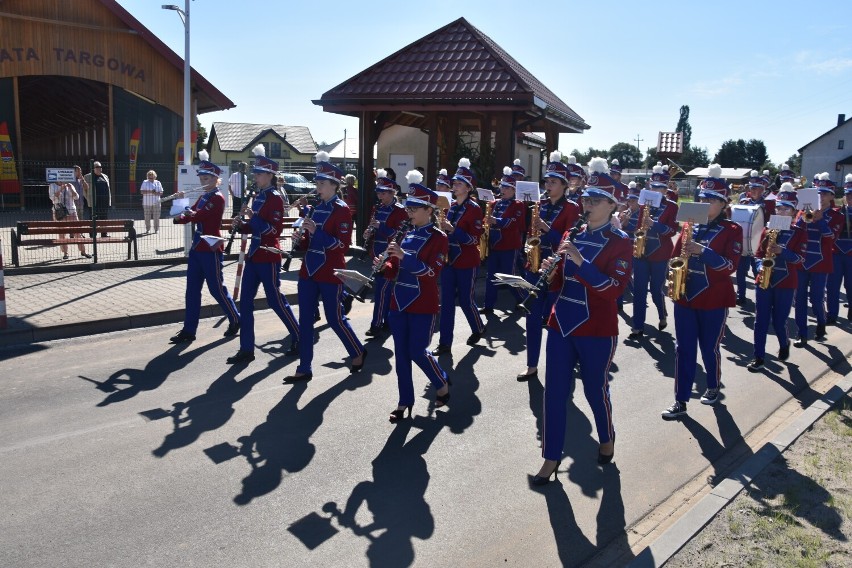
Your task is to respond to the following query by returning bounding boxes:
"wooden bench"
[10,219,138,266]
[219,216,300,232]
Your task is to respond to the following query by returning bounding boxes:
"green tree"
[681,146,709,169]
[195,116,207,154]
[676,105,692,149]
[745,139,768,169]
[785,152,802,174]
[570,147,609,165]
[714,139,748,167]
[608,142,643,168]
[644,146,658,168]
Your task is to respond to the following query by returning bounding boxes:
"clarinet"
[517,212,589,314]
[282,195,317,272]
[224,183,258,255]
[355,220,413,301]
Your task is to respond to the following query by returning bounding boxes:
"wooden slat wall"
[0,0,185,116]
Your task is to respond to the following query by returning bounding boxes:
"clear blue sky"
[117,0,852,166]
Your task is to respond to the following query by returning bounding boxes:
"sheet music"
[476,188,496,201]
[491,273,536,290]
[676,202,710,223]
[638,189,663,207]
[516,181,540,202]
[200,235,225,247]
[766,215,792,231]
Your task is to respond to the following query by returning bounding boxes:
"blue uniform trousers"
[673,305,727,402]
[795,271,828,337]
[632,257,668,330]
[388,310,448,406]
[296,279,364,374]
[827,253,852,319]
[522,269,557,368]
[735,255,757,301]
[754,287,794,358]
[183,249,239,334]
[370,273,393,328]
[239,261,299,353]
[439,265,485,345]
[542,333,617,460]
[483,249,523,309]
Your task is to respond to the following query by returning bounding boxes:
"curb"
[626,371,852,568]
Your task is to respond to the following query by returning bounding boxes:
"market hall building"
[0,0,233,210]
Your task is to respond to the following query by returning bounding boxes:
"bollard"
[0,238,7,329]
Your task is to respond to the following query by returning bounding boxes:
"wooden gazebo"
[313,17,589,234]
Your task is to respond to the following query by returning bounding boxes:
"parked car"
[278,173,315,198]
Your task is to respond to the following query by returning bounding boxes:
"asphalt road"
[1,291,850,567]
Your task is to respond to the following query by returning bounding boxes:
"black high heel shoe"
[597,445,615,465]
[532,460,561,486]
[435,386,450,408]
[351,349,368,373]
[388,405,412,423]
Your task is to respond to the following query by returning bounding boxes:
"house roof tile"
[210,123,317,155]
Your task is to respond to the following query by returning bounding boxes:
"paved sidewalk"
[0,257,314,346]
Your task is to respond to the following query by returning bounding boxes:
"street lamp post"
[162,1,191,166]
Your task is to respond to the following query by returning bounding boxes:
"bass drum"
[730,204,765,256]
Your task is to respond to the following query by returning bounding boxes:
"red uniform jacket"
[754,225,806,289]
[297,198,352,283]
[239,187,287,263]
[446,196,483,269]
[795,208,843,272]
[639,198,679,262]
[489,198,526,250]
[174,189,225,253]
[385,224,448,314]
[547,223,633,336]
[673,218,742,309]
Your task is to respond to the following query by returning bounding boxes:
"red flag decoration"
[0,122,20,196]
[174,131,198,191]
[128,127,141,193]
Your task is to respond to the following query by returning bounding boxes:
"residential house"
[207,122,318,173]
[799,114,852,183]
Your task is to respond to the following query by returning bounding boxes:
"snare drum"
[730,204,765,256]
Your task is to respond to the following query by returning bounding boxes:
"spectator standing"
[343,174,359,222]
[71,165,88,218]
[228,162,247,217]
[50,182,91,259]
[84,161,111,236]
[140,170,163,233]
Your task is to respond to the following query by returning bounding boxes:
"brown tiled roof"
[316,18,588,132]
[657,132,684,155]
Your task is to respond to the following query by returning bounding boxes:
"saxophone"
[666,222,692,301]
[757,229,780,290]
[480,200,494,262]
[633,202,652,258]
[525,201,542,273]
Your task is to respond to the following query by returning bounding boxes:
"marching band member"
[616,183,641,311]
[170,151,240,345]
[532,158,632,484]
[609,159,629,203]
[793,173,843,346]
[480,166,526,314]
[284,151,367,382]
[434,158,486,355]
[565,155,587,206]
[628,164,679,339]
[381,176,451,422]
[510,158,526,181]
[826,174,852,324]
[735,170,776,306]
[661,167,743,420]
[747,194,806,371]
[363,170,407,337]
[516,151,581,381]
[226,145,299,363]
